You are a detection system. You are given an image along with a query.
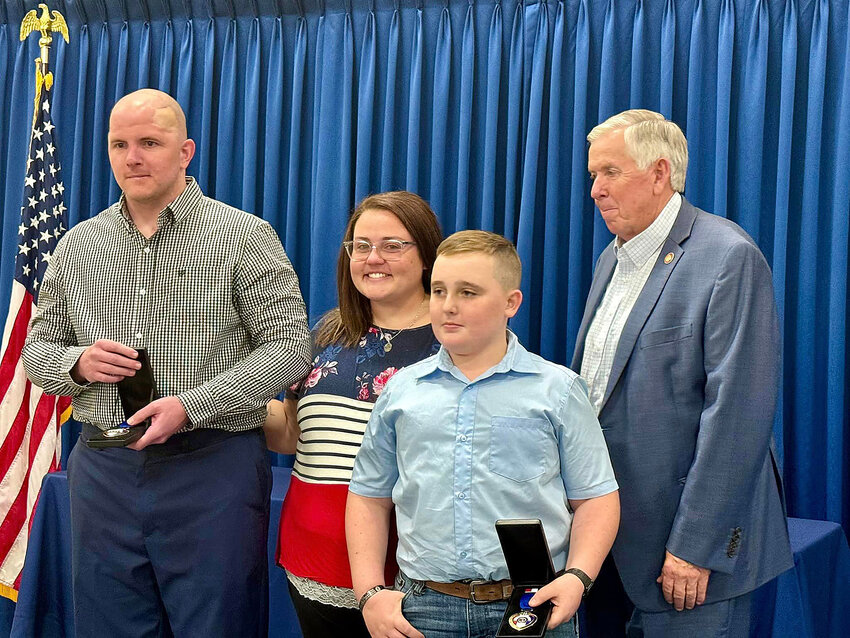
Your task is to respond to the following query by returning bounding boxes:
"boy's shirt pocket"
[488,416,553,482]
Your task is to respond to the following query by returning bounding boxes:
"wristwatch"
[358,585,387,611]
[565,567,594,597]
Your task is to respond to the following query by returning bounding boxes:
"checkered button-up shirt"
[580,193,681,413]
[23,178,311,431]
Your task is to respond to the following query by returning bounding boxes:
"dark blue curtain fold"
[1,0,848,533]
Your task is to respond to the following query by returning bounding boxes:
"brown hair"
[315,191,442,347]
[436,230,522,291]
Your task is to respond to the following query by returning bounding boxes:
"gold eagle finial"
[20,4,70,126]
[20,3,69,65]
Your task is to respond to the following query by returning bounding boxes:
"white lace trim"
[287,572,358,609]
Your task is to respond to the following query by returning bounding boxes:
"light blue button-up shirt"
[349,332,618,582]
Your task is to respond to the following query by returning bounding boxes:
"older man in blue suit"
[571,110,793,637]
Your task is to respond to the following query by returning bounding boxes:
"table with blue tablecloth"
[5,467,850,637]
[7,467,300,638]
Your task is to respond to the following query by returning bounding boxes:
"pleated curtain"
[1,0,848,533]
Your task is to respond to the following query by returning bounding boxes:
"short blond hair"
[436,230,522,290]
[587,109,688,192]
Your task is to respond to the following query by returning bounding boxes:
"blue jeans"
[395,571,578,638]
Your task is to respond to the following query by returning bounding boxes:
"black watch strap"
[565,567,594,597]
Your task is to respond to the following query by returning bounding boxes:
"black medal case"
[495,519,556,637]
[85,348,156,449]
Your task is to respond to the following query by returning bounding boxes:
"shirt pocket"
[488,416,551,482]
[168,260,234,326]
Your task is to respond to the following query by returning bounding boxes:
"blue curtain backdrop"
[0,0,848,533]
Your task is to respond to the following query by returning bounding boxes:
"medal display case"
[495,519,556,637]
[85,348,156,449]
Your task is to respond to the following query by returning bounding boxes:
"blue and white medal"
[508,588,538,631]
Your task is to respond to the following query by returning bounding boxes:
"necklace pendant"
[383,342,393,352]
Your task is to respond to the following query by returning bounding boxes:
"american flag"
[0,84,71,600]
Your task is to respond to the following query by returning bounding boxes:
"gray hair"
[587,109,688,192]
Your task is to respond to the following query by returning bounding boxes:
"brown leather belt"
[424,579,513,603]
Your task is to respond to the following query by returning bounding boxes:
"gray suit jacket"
[571,198,793,611]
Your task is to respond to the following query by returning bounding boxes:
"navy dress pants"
[583,553,752,638]
[68,425,272,638]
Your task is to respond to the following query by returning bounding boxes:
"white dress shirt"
[580,193,682,412]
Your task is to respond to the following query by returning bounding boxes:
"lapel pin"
[663,252,674,264]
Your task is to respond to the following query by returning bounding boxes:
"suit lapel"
[572,246,617,368]
[598,200,700,413]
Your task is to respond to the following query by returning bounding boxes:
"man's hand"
[361,589,424,638]
[126,396,189,450]
[656,550,710,611]
[263,398,300,454]
[528,572,585,628]
[71,340,140,384]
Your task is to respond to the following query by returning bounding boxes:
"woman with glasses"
[265,191,442,637]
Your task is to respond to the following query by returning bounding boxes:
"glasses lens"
[380,240,404,255]
[345,240,374,261]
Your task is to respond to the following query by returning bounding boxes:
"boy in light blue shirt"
[347,231,619,638]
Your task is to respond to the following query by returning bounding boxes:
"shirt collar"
[114,177,203,231]
[415,330,538,382]
[613,192,681,269]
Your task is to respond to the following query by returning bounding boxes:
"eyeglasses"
[343,239,417,261]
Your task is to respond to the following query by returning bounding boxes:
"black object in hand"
[86,348,156,449]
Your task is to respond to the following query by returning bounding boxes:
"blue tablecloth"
[4,468,850,637]
[7,467,302,638]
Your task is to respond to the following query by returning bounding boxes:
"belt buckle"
[468,580,488,604]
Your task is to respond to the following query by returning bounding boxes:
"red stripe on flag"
[0,459,31,562]
[0,471,29,563]
[0,298,32,396]
[27,392,55,466]
[3,394,63,590]
[0,384,30,481]
[0,392,54,570]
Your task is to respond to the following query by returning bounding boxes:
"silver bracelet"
[358,585,387,612]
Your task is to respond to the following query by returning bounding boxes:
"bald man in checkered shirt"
[23,89,311,637]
